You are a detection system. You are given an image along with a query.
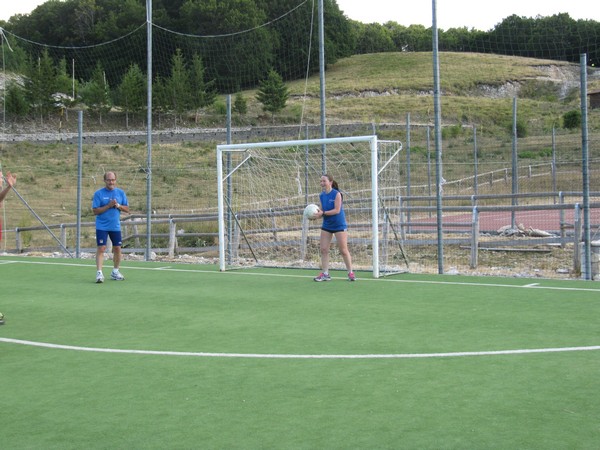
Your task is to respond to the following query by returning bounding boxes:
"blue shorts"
[96,230,123,247]
[321,227,348,234]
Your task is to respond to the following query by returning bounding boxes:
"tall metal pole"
[318,0,327,173]
[580,53,591,279]
[432,0,444,274]
[76,110,83,257]
[305,124,310,204]
[226,95,232,264]
[511,97,518,229]
[72,59,75,99]
[1,31,6,130]
[145,0,153,261]
[473,126,478,196]
[405,113,411,228]
[427,126,432,217]
[551,126,557,194]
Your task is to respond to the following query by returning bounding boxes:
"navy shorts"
[96,230,123,247]
[321,228,348,234]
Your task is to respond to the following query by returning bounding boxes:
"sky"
[336,0,600,30]
[1,0,599,30]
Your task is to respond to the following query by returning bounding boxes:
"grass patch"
[1,257,599,449]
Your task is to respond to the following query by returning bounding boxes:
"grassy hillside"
[286,52,600,135]
[3,51,599,135]
[0,51,598,253]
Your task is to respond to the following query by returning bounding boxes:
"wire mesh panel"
[217,136,406,277]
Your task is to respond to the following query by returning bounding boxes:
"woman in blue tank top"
[313,174,355,282]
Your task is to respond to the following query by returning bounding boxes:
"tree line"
[3,1,596,67]
[0,0,598,125]
[352,13,599,66]
[3,44,291,126]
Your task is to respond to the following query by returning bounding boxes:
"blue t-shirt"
[319,188,347,232]
[92,187,128,231]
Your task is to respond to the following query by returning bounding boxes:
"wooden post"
[301,216,309,261]
[168,219,177,258]
[470,206,479,269]
[61,224,67,249]
[573,204,582,277]
[559,192,565,249]
[270,208,278,242]
[16,228,22,253]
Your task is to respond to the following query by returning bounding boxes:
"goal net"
[216,136,408,278]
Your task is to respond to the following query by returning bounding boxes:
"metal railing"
[4,194,600,278]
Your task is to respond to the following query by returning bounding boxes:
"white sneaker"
[111,269,125,281]
[314,272,331,282]
[96,271,104,283]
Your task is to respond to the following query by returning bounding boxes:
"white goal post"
[216,135,407,278]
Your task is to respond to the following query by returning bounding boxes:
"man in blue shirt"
[92,171,129,283]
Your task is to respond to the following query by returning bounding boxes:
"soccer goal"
[216,135,408,278]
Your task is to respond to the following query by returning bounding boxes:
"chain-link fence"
[1,124,599,278]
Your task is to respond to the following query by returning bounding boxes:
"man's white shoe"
[96,271,105,283]
[111,269,125,281]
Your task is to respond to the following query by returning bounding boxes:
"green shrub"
[442,124,462,139]
[506,118,528,138]
[17,216,33,248]
[233,92,248,115]
[212,100,227,115]
[518,147,552,159]
[562,110,581,129]
[518,80,559,101]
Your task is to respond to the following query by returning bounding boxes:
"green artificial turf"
[1,256,599,449]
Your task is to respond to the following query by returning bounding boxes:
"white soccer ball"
[303,203,320,220]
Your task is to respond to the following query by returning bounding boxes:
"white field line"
[1,338,599,359]
[3,258,600,292]
[2,259,598,359]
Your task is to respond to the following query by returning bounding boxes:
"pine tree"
[55,57,78,122]
[5,82,30,118]
[256,69,289,120]
[80,61,112,125]
[118,63,146,128]
[166,48,191,125]
[233,91,248,116]
[24,48,57,123]
[189,53,217,123]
